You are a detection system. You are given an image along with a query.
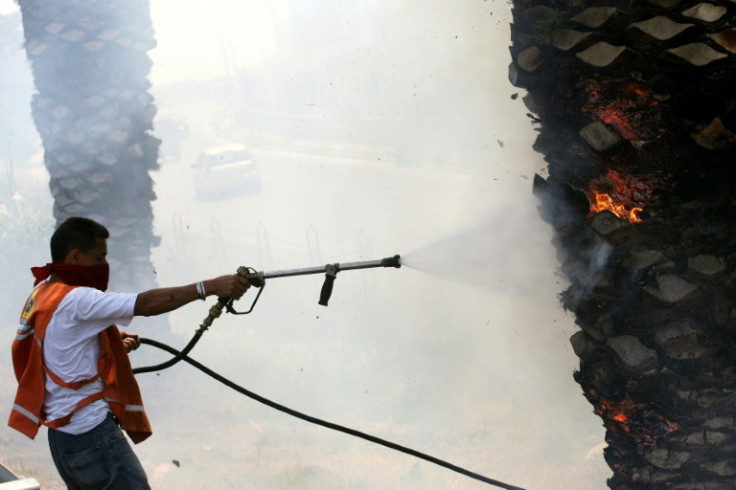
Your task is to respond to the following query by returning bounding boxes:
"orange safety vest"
[8,282,152,444]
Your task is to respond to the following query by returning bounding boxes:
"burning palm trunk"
[511,1,736,487]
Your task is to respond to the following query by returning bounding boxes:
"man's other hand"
[121,331,140,353]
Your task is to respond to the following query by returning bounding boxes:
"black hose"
[132,329,205,374]
[135,337,525,490]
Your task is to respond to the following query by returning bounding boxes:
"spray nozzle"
[381,254,401,268]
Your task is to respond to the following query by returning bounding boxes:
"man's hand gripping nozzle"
[199,266,263,330]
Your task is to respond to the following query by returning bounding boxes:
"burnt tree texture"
[509,1,736,489]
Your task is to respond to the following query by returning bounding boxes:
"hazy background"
[0,0,610,488]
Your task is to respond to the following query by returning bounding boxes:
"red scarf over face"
[31,263,109,291]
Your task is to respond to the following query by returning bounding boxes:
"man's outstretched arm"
[134,275,250,317]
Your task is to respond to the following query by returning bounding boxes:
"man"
[9,217,250,489]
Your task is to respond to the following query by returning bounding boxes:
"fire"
[590,192,644,223]
[595,398,679,445]
[586,169,656,223]
[584,79,660,147]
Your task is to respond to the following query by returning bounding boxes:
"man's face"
[66,238,108,266]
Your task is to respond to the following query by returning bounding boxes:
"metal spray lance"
[199,255,402,326]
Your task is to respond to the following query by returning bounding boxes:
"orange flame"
[590,192,644,223]
[586,169,656,223]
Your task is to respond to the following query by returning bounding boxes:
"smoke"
[559,237,614,312]
[0,1,611,489]
[401,196,560,295]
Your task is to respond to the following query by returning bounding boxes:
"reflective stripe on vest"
[11,403,39,425]
[14,328,34,342]
[104,398,143,412]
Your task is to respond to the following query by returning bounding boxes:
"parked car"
[0,462,40,489]
[192,144,262,200]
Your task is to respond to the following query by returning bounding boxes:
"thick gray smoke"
[0,1,610,488]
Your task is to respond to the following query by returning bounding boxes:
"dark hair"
[50,217,110,263]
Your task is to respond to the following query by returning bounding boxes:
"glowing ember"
[595,398,679,445]
[585,169,657,223]
[584,79,660,147]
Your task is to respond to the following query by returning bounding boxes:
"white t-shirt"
[42,286,137,434]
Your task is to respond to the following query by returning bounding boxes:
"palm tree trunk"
[18,0,160,291]
[510,1,736,488]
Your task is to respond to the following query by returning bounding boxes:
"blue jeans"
[48,412,150,490]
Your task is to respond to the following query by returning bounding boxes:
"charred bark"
[511,1,736,488]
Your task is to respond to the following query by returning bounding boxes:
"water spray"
[133,253,525,490]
